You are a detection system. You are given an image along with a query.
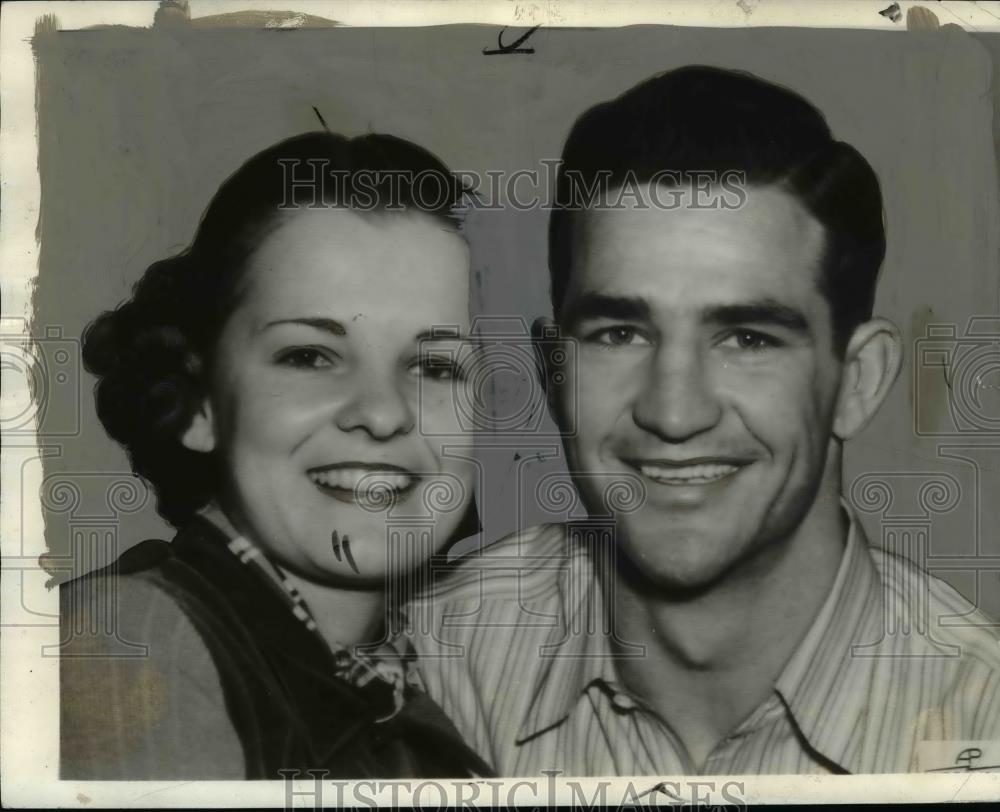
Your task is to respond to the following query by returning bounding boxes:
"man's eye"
[589,326,650,347]
[720,330,778,352]
[274,347,335,369]
[412,356,465,382]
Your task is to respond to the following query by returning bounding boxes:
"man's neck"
[607,489,849,769]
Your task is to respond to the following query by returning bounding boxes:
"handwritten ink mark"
[483,25,539,56]
[633,782,685,803]
[313,106,331,132]
[924,357,955,392]
[931,365,1000,394]
[959,747,983,771]
[926,747,1000,772]
[343,535,359,574]
[879,3,902,23]
[926,764,1000,772]
[332,529,341,561]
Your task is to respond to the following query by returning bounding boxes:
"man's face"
[556,184,846,591]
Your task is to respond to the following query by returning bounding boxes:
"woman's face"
[186,208,476,586]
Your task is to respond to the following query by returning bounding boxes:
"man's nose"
[334,372,415,440]
[630,348,722,442]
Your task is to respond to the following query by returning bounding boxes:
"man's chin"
[622,562,727,598]
[609,524,747,597]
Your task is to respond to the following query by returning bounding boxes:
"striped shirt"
[406,513,1000,775]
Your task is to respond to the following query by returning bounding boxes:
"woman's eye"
[274,347,335,369]
[588,326,650,347]
[720,329,778,352]
[412,355,465,382]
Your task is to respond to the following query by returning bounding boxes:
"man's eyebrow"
[261,317,347,335]
[560,292,652,328]
[704,300,810,333]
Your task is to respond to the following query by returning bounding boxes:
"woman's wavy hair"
[83,131,467,526]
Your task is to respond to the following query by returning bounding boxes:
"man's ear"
[833,318,903,441]
[180,400,217,453]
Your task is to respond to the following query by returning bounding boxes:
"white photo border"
[3,0,1000,807]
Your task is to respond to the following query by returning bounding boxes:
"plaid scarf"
[198,506,416,722]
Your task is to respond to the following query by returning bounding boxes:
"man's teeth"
[639,463,738,484]
[308,469,413,491]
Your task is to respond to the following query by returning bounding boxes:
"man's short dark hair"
[549,65,886,353]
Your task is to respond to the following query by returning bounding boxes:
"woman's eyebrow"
[414,326,467,342]
[260,317,347,336]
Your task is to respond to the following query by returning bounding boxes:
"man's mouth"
[307,462,418,504]
[630,459,745,486]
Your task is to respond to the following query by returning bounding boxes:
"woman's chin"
[296,537,442,588]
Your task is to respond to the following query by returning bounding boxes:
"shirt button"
[610,692,637,712]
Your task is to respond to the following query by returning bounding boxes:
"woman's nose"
[334,373,415,440]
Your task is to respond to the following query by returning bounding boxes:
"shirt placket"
[703,692,791,774]
[586,682,696,775]
[590,681,794,775]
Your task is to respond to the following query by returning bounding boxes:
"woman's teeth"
[308,469,414,491]
[639,462,739,485]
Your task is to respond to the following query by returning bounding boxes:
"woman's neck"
[199,503,387,648]
[280,568,387,649]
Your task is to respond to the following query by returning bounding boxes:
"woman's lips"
[307,463,419,506]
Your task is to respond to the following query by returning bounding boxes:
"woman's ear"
[180,400,217,453]
[833,317,903,441]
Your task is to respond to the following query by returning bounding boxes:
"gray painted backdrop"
[32,23,1000,615]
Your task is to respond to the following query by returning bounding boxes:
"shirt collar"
[516,508,884,772]
[198,504,322,632]
[515,527,616,745]
[771,504,882,773]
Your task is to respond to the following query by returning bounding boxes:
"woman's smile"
[307,462,421,505]
[202,207,476,583]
